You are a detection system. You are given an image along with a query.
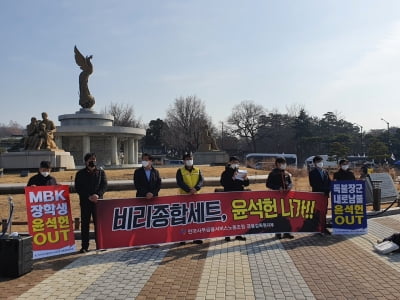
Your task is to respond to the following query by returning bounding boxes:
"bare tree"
[162,95,212,156]
[102,102,142,127]
[0,121,24,137]
[228,100,265,152]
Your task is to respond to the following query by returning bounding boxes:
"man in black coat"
[27,160,57,186]
[308,155,331,235]
[333,159,356,181]
[75,153,107,253]
[133,153,161,199]
[266,157,294,239]
[220,156,249,192]
[220,156,249,241]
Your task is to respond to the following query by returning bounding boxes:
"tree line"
[141,96,400,165]
[1,97,399,165]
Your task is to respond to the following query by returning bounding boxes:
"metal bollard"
[74,217,80,230]
[1,219,8,235]
[372,180,382,211]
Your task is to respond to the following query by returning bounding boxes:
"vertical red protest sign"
[25,185,76,259]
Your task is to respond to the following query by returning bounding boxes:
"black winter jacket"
[133,166,161,197]
[220,165,249,192]
[74,167,107,201]
[27,173,57,186]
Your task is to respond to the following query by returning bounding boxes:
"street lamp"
[220,121,224,150]
[381,118,391,152]
[353,123,364,154]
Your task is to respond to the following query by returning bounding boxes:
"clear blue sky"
[1,0,400,132]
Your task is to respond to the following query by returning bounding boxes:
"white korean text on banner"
[331,180,367,234]
[24,185,76,259]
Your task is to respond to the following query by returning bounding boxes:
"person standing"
[176,152,204,244]
[133,153,161,199]
[333,159,356,181]
[75,153,107,253]
[176,152,204,195]
[308,155,331,235]
[266,157,294,240]
[27,160,57,186]
[220,156,249,241]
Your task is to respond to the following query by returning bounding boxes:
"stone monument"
[0,46,145,170]
[0,112,75,171]
[194,125,229,165]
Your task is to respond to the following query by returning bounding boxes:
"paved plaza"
[1,212,400,300]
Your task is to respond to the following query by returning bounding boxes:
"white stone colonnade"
[56,110,145,167]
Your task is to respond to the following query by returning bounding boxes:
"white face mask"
[280,164,287,170]
[142,160,150,168]
[230,163,239,169]
[341,165,349,171]
[185,159,193,167]
[316,162,323,168]
[40,171,50,177]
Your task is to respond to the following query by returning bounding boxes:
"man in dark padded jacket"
[75,153,107,253]
[220,156,249,241]
[266,157,294,240]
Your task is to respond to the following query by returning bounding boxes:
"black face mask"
[88,161,96,168]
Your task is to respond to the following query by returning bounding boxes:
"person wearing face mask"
[176,152,204,195]
[176,152,204,245]
[308,155,331,235]
[333,159,356,181]
[74,153,108,253]
[266,157,294,239]
[308,155,331,195]
[133,153,161,199]
[220,156,249,241]
[27,160,57,186]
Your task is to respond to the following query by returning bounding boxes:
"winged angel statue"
[74,46,95,109]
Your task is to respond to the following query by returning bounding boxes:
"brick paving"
[0,211,399,300]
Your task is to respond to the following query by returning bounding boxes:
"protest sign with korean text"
[96,190,328,249]
[25,185,76,259]
[331,180,367,234]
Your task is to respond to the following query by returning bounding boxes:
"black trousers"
[80,198,97,250]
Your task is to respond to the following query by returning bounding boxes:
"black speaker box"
[0,235,33,277]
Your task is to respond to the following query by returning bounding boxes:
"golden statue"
[24,117,39,150]
[198,125,219,152]
[39,112,58,150]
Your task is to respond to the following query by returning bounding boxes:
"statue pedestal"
[0,150,75,171]
[194,151,229,165]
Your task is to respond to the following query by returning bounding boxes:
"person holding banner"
[176,152,204,245]
[27,160,58,186]
[333,159,356,181]
[220,156,248,241]
[176,152,204,195]
[75,153,108,253]
[134,153,161,199]
[308,155,331,235]
[266,157,294,240]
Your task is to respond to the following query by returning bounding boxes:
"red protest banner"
[96,190,327,249]
[25,185,76,259]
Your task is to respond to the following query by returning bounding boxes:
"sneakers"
[323,229,331,235]
[235,236,246,241]
[79,248,89,253]
[276,233,294,239]
[283,233,294,239]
